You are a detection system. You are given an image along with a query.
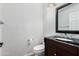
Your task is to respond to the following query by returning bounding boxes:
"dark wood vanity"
[44,36,79,56]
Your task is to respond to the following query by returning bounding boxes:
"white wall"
[0,3,43,56]
[43,4,62,36]
[0,3,4,56]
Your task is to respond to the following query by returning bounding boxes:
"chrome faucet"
[64,33,72,39]
[64,33,69,39]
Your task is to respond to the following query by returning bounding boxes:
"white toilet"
[24,42,45,56]
[33,44,45,56]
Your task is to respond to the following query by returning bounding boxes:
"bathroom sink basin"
[55,38,73,42]
[55,38,79,46]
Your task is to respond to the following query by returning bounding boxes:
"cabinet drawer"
[45,38,57,46]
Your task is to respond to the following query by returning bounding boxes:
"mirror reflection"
[58,3,79,31]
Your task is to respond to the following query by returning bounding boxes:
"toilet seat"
[33,44,44,51]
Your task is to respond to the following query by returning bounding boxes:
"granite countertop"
[45,36,79,48]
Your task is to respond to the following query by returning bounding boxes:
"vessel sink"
[55,38,73,42]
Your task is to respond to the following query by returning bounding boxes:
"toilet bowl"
[24,42,45,56]
[33,44,45,56]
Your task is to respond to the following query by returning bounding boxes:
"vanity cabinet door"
[46,47,56,56]
[77,48,79,56]
[56,42,77,56]
[45,38,56,56]
[56,47,75,56]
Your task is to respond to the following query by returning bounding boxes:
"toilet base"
[35,51,44,56]
[24,51,44,56]
[24,52,35,56]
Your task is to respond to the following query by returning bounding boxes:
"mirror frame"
[56,3,79,34]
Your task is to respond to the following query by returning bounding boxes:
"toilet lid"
[34,45,44,51]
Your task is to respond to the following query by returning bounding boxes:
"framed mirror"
[56,3,79,34]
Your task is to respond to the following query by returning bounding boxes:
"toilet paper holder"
[0,42,3,47]
[27,38,33,45]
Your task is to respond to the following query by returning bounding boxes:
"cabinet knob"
[54,53,56,56]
